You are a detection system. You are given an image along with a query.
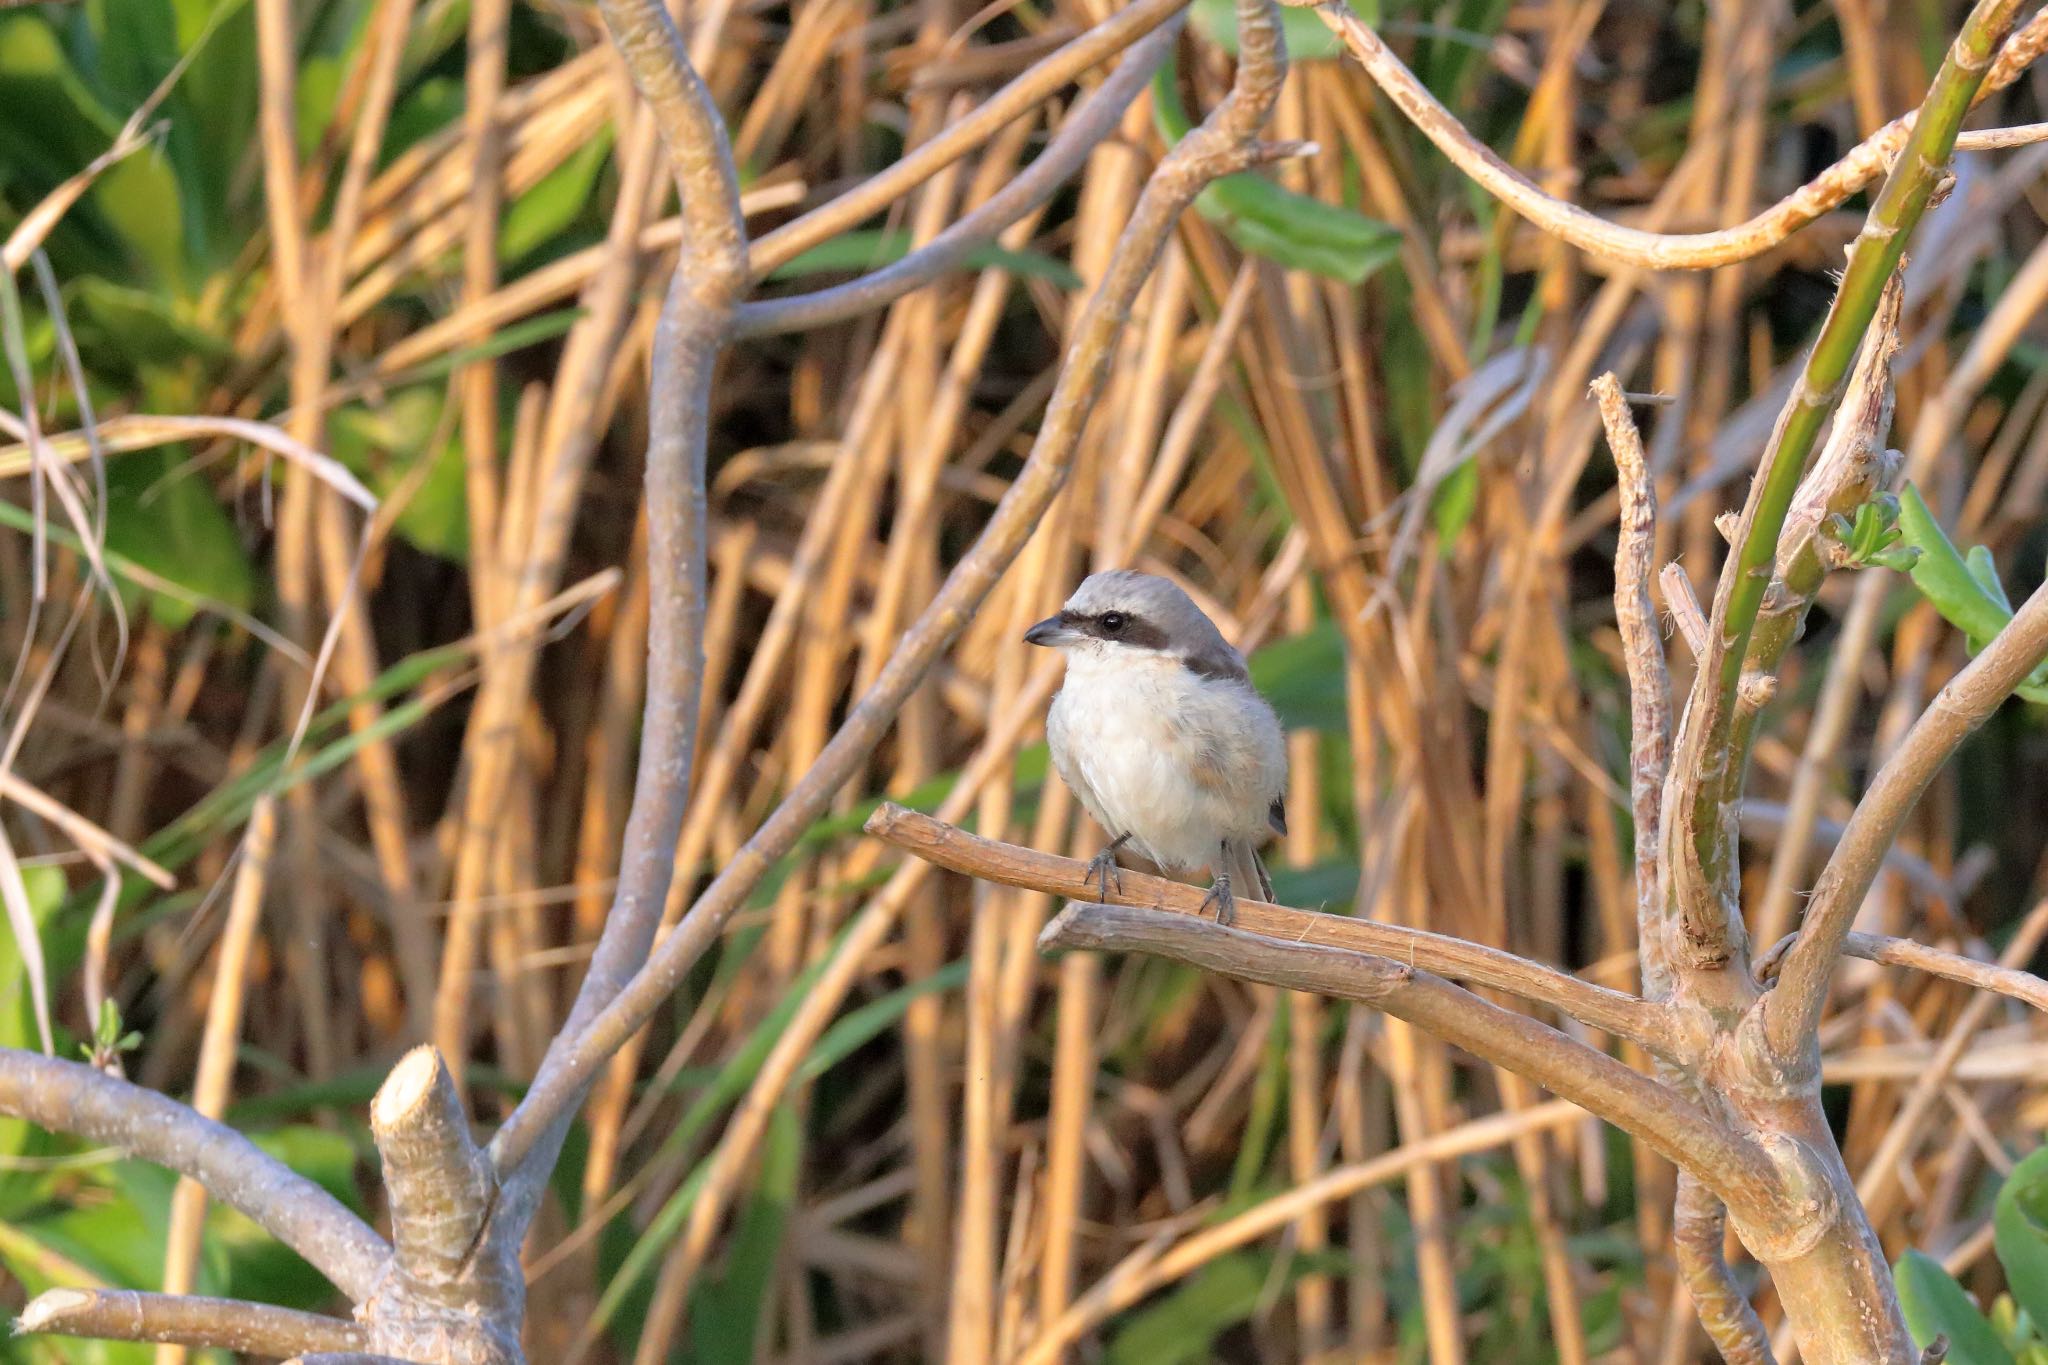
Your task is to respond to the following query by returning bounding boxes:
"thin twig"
[1756,929,2048,1013]
[1294,0,2048,268]
[732,19,1178,337]
[745,0,1190,276]
[1769,577,2048,1055]
[1592,374,1672,993]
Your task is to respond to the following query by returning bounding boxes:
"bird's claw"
[1083,846,1125,901]
[1200,875,1236,927]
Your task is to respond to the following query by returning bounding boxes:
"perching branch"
[867,804,1678,1052]
[0,1050,387,1303]
[1293,0,2048,269]
[491,0,1300,1179]
[732,17,1178,337]
[15,1290,365,1359]
[1756,929,2048,1012]
[1039,902,1779,1213]
[1768,578,2048,1055]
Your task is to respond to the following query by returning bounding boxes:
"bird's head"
[1023,570,1246,680]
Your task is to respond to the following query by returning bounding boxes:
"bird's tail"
[1222,839,1274,905]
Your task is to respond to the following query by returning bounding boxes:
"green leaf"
[766,227,1083,289]
[101,447,255,627]
[1896,482,2014,648]
[689,1103,798,1364]
[1189,0,1378,60]
[1898,1248,2016,1365]
[1105,1252,1274,1365]
[330,388,468,560]
[500,128,614,263]
[1997,1148,2048,1330]
[1895,482,2048,701]
[1152,58,1400,283]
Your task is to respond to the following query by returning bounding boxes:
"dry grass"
[2,0,2047,1361]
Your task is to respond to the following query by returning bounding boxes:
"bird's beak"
[1023,616,1071,648]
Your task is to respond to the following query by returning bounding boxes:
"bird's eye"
[1100,612,1127,634]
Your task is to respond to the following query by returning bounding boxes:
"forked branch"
[1039,902,1779,1212]
[1768,578,2048,1054]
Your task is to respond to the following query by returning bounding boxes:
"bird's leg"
[1199,873,1236,927]
[1083,833,1131,901]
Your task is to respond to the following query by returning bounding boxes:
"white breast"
[1046,651,1284,876]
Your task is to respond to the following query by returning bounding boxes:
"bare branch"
[16,1290,365,1359]
[1755,929,2048,1013]
[866,804,1678,1053]
[1294,0,2048,269]
[1769,578,2048,1055]
[1039,902,1778,1212]
[1674,1176,1774,1364]
[492,0,1295,1179]
[745,0,1191,276]
[733,19,1179,337]
[490,0,749,1221]
[1592,374,1672,995]
[0,1051,387,1302]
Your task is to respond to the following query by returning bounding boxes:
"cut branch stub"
[365,1047,519,1363]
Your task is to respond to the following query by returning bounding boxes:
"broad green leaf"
[102,447,255,627]
[89,148,190,295]
[689,1103,798,1364]
[69,276,233,376]
[1998,1148,2048,1330]
[766,227,1083,289]
[1898,1248,2016,1365]
[500,129,614,263]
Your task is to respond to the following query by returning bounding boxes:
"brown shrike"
[1024,570,1287,924]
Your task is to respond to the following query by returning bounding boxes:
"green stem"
[1691,0,2019,875]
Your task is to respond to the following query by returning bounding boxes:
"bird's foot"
[1083,836,1129,901]
[1200,874,1236,927]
